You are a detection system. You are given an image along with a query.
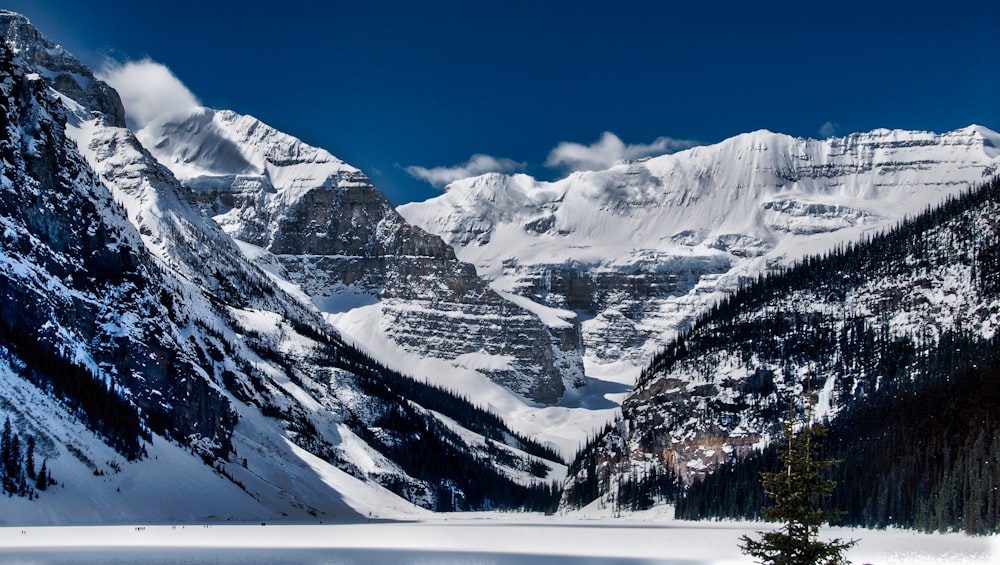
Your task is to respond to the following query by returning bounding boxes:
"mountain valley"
[0,9,997,534]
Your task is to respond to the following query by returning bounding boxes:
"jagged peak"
[0,10,126,128]
[0,11,84,79]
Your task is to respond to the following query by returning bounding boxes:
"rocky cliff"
[0,11,565,522]
[137,107,583,402]
[400,128,1000,378]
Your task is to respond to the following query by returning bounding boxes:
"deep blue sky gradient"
[6,0,999,203]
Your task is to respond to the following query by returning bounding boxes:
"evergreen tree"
[35,459,48,491]
[25,435,35,480]
[740,393,857,565]
[0,416,10,470]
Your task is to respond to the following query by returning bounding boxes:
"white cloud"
[819,121,839,138]
[97,58,201,130]
[405,154,525,188]
[545,132,697,172]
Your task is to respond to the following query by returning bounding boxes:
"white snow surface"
[136,106,359,190]
[0,515,994,565]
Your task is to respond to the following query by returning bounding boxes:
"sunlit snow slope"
[0,10,565,524]
[400,127,1000,381]
[137,108,583,405]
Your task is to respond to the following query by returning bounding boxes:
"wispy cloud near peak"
[545,132,697,172]
[405,154,525,188]
[97,58,201,130]
[819,121,839,138]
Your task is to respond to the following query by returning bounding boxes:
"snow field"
[0,515,994,565]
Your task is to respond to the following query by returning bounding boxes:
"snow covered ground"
[1,513,994,565]
[326,301,627,461]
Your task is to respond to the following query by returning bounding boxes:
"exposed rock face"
[0,12,569,519]
[400,128,1000,375]
[0,24,235,453]
[562,177,1000,507]
[137,108,581,402]
[506,255,732,364]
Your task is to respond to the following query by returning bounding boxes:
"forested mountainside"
[563,176,1000,534]
[676,334,999,534]
[0,11,562,523]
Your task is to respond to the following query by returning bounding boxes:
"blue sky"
[6,1,999,204]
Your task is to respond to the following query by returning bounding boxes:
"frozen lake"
[1,516,995,564]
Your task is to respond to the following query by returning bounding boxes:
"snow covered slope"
[399,127,1000,381]
[561,176,1000,513]
[137,107,583,404]
[0,11,564,524]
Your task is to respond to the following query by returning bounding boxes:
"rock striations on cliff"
[400,126,1000,379]
[0,11,564,524]
[136,107,583,404]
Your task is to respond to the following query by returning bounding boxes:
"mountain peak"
[0,10,126,128]
[137,106,360,185]
[400,124,1000,375]
[961,124,1000,158]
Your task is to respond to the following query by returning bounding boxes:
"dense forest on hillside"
[677,333,1000,534]
[639,176,1000,391]
[334,343,562,511]
[565,176,1000,533]
[0,312,148,461]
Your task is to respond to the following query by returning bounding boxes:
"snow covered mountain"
[0,11,564,524]
[399,128,1000,383]
[3,7,998,530]
[560,176,1000,525]
[135,107,583,404]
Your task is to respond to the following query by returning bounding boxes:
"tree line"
[0,310,148,460]
[2,415,55,498]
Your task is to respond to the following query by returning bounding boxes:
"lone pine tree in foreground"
[740,387,857,565]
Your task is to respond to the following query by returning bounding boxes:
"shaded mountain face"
[561,176,1000,509]
[400,129,1000,376]
[0,19,235,456]
[0,11,565,523]
[137,108,583,403]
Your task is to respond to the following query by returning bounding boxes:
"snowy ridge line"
[400,123,1000,379]
[563,176,1000,525]
[141,102,580,405]
[0,10,571,519]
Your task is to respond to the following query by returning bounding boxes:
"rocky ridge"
[560,176,1000,509]
[0,11,564,522]
[400,127,1000,376]
[137,108,583,403]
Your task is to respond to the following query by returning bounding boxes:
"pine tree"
[35,459,48,491]
[740,389,857,565]
[25,435,35,480]
[0,416,10,469]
